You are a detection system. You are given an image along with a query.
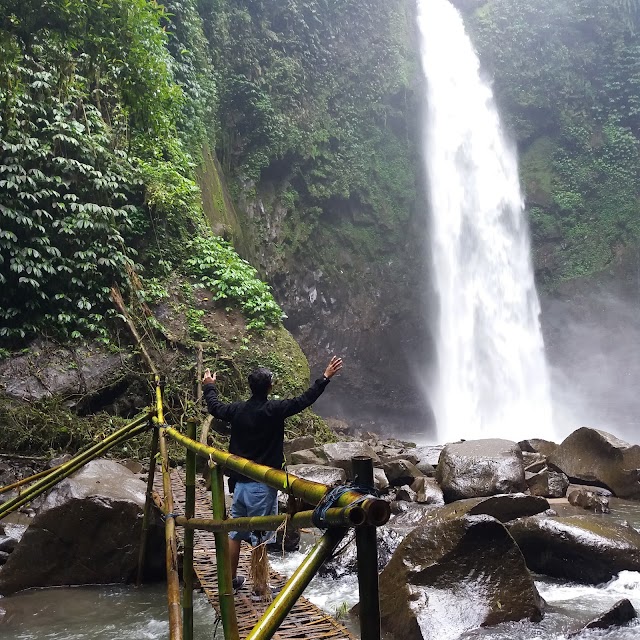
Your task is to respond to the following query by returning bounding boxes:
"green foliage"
[185,235,283,330]
[0,50,138,342]
[470,0,640,285]
[201,0,418,258]
[0,0,229,344]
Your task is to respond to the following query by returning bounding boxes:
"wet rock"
[289,447,328,466]
[436,439,526,502]
[549,428,640,499]
[47,454,73,469]
[284,436,316,462]
[522,453,547,471]
[374,468,390,492]
[118,459,143,474]
[412,445,443,470]
[423,494,549,524]
[0,459,164,595]
[319,527,402,579]
[321,442,380,477]
[383,459,423,486]
[380,452,420,466]
[518,439,559,458]
[287,464,346,487]
[0,537,17,554]
[566,483,612,497]
[387,502,439,528]
[379,514,544,640]
[567,488,610,513]
[569,598,637,636]
[526,468,569,498]
[509,515,640,583]
[410,477,444,505]
[0,340,130,403]
[0,552,8,566]
[396,485,417,502]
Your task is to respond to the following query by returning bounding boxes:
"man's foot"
[250,585,279,602]
[232,575,246,592]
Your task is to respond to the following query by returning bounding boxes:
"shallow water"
[0,584,221,640]
[1,503,639,640]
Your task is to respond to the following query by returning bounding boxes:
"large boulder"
[549,428,640,499]
[509,515,640,583]
[0,340,130,402]
[321,442,380,477]
[0,459,163,595]
[289,447,328,466]
[436,439,526,502]
[379,514,544,640]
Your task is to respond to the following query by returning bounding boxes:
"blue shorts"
[230,481,278,545]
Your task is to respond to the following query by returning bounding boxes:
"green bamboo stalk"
[173,504,366,533]
[246,527,348,640]
[160,425,183,640]
[0,464,63,495]
[182,420,196,640]
[0,414,151,520]
[136,421,160,586]
[164,427,390,526]
[210,462,240,640]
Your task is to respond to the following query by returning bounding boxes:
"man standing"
[202,355,343,590]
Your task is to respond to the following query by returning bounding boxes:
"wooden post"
[136,419,160,586]
[353,456,381,640]
[183,419,197,640]
[157,377,183,640]
[210,461,239,640]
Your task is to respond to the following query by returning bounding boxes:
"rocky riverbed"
[1,426,639,639]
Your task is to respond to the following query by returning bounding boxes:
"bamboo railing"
[157,424,388,640]
[0,375,387,640]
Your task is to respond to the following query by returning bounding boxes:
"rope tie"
[311,482,378,529]
[163,512,179,521]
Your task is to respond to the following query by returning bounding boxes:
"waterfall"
[417,0,554,441]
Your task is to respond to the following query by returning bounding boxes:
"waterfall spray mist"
[418,0,553,442]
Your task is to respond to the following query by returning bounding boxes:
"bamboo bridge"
[0,377,390,640]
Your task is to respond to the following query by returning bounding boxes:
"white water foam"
[417,0,554,442]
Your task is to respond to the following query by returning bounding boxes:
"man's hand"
[323,356,343,379]
[203,368,216,385]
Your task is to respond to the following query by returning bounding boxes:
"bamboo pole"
[245,527,348,640]
[173,505,366,533]
[156,378,182,640]
[164,428,390,526]
[111,286,159,377]
[159,428,183,640]
[182,420,196,640]
[136,420,160,586]
[210,462,240,640]
[353,456,381,640]
[0,464,63,495]
[0,420,150,518]
[0,413,152,520]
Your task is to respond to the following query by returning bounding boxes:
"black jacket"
[203,377,330,481]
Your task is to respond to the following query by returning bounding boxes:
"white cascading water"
[417,0,554,442]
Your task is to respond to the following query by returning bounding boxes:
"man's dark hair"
[248,368,273,396]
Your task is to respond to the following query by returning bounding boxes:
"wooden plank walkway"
[155,468,356,640]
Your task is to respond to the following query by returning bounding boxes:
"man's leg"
[229,482,250,588]
[229,537,241,579]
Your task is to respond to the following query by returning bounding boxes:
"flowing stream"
[418,0,554,442]
[1,501,639,638]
